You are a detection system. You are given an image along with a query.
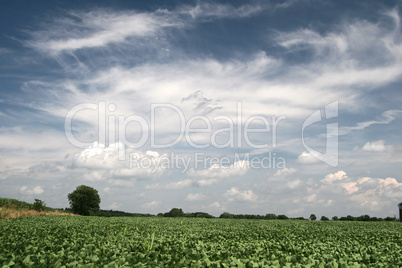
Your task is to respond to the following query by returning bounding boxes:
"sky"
[0,0,401,218]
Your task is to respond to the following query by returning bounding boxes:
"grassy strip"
[0,197,78,219]
[0,207,76,219]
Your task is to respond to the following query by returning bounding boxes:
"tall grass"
[0,207,75,219]
[0,197,76,219]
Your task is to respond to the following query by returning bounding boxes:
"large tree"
[68,185,101,216]
[164,208,184,217]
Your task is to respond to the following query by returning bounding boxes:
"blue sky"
[0,0,401,218]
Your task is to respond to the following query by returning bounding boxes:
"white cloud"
[224,187,258,202]
[107,179,135,187]
[348,177,402,210]
[72,143,125,170]
[30,11,174,54]
[305,193,317,203]
[362,140,388,152]
[194,178,219,187]
[106,202,122,210]
[320,171,402,209]
[185,193,206,201]
[322,170,347,184]
[146,150,160,158]
[187,160,249,178]
[72,144,165,179]
[275,167,297,177]
[142,200,160,209]
[208,201,225,210]
[28,3,269,55]
[166,179,192,189]
[286,179,302,189]
[145,179,192,190]
[297,151,319,164]
[144,183,161,190]
[340,110,402,135]
[81,171,106,181]
[20,186,44,195]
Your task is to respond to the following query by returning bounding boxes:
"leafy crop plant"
[0,217,401,267]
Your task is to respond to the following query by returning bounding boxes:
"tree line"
[62,185,398,221]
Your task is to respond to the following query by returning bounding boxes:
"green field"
[0,216,401,267]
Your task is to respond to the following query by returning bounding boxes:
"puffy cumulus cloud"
[297,152,319,164]
[274,167,297,177]
[322,170,347,184]
[72,144,166,179]
[362,140,389,152]
[286,179,302,189]
[348,177,402,211]
[72,143,125,170]
[208,201,225,211]
[142,200,160,209]
[322,171,363,194]
[20,186,44,195]
[187,160,249,179]
[224,187,258,202]
[320,171,402,211]
[185,193,206,201]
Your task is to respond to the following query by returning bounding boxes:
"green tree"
[309,214,317,221]
[68,185,101,216]
[277,214,288,220]
[219,212,234,218]
[33,199,45,212]
[164,208,184,217]
[265,213,277,220]
[320,216,329,221]
[332,216,339,221]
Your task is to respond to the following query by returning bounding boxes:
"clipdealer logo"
[64,101,338,167]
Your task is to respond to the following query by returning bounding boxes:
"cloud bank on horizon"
[0,0,401,217]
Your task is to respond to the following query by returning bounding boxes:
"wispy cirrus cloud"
[339,110,402,135]
[27,10,176,55]
[27,2,270,56]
